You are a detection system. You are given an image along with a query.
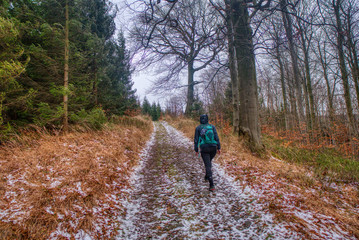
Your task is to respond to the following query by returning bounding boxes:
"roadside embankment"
[0,116,152,239]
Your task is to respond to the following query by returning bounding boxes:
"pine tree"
[98,31,136,115]
[150,102,159,121]
[142,97,151,115]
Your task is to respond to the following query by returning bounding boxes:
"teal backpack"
[199,124,217,146]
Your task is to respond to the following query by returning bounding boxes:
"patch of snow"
[45,206,55,215]
[49,180,62,188]
[270,155,283,162]
[74,182,87,197]
[117,122,300,239]
[117,123,157,239]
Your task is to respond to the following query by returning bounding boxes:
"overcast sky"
[112,0,167,106]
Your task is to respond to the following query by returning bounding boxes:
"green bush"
[87,107,107,129]
[70,107,107,129]
[33,102,63,127]
[0,122,13,142]
[264,135,359,183]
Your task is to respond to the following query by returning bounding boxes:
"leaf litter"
[0,120,152,239]
[117,122,314,239]
[0,119,356,239]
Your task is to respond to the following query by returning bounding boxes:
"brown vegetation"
[167,116,359,238]
[0,116,152,239]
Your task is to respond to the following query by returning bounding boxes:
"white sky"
[113,0,165,105]
[111,0,217,108]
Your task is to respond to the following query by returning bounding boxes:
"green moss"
[263,135,359,183]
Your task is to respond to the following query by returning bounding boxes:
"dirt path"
[117,122,301,239]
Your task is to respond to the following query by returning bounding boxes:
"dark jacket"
[194,119,221,153]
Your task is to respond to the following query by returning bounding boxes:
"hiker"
[194,114,221,191]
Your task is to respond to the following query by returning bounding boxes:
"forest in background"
[1,0,359,160]
[144,0,359,159]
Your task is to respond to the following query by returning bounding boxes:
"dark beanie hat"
[200,114,208,124]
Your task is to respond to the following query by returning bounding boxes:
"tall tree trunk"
[272,22,290,130]
[347,36,359,113]
[333,0,357,135]
[318,43,335,124]
[231,0,263,151]
[185,61,195,115]
[345,1,359,126]
[280,0,305,123]
[299,26,316,131]
[286,66,299,128]
[350,54,359,112]
[63,0,69,133]
[277,50,289,130]
[303,76,312,130]
[225,0,240,133]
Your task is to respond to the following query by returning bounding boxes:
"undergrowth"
[263,135,359,183]
[0,115,152,239]
[166,115,359,238]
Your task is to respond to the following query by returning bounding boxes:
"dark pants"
[200,146,217,187]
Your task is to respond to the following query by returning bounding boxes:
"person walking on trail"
[194,114,221,191]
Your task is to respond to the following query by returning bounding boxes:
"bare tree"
[280,0,305,124]
[317,39,337,124]
[129,0,225,115]
[343,0,359,114]
[224,0,240,133]
[230,0,272,151]
[332,0,357,135]
[296,1,317,131]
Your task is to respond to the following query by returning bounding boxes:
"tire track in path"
[117,122,298,239]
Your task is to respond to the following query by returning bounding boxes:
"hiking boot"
[209,186,215,191]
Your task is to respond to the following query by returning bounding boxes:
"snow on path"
[117,122,300,239]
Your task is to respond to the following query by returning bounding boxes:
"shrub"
[70,107,107,130]
[33,102,63,127]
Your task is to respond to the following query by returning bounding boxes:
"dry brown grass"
[167,116,359,239]
[0,117,152,239]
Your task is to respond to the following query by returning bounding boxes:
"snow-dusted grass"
[118,122,299,239]
[0,118,152,239]
[168,117,359,239]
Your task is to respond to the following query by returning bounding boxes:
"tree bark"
[185,60,195,115]
[271,20,290,130]
[276,49,290,130]
[63,0,69,133]
[345,0,359,124]
[299,25,316,131]
[225,0,240,133]
[347,32,359,114]
[280,0,305,123]
[333,0,357,135]
[302,75,312,130]
[318,43,335,124]
[231,0,263,151]
[349,51,359,112]
[286,66,299,128]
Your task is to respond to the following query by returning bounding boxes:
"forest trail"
[117,122,298,239]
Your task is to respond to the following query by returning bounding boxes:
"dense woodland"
[130,0,359,157]
[1,0,359,157]
[0,0,138,138]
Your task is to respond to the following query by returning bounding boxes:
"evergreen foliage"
[150,102,161,121]
[141,98,162,121]
[0,0,137,135]
[142,97,151,115]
